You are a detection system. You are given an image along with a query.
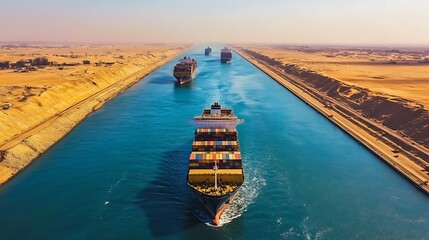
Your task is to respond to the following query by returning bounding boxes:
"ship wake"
[196,168,266,227]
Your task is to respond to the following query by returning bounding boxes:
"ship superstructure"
[187,102,244,225]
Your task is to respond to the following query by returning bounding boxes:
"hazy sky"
[1,0,428,46]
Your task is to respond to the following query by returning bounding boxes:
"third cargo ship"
[204,46,212,56]
[220,47,232,64]
[173,57,197,84]
[187,102,244,225]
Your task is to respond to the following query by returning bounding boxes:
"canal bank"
[0,46,187,185]
[232,47,429,195]
[0,45,428,239]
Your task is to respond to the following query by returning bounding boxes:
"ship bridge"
[189,103,243,128]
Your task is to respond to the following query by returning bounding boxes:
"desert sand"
[239,45,429,107]
[233,45,429,194]
[0,44,187,184]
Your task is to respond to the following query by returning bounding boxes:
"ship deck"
[188,169,243,196]
[190,184,239,196]
[194,116,238,120]
[201,109,234,117]
[188,169,243,175]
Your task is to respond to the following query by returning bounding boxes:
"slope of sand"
[234,45,429,147]
[0,44,187,184]
[233,45,429,194]
[242,45,429,107]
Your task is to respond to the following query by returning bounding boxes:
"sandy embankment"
[0,44,187,184]
[233,46,429,194]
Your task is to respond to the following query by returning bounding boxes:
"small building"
[63,62,80,66]
[0,61,10,69]
[83,60,91,65]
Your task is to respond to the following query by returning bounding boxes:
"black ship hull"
[174,75,192,84]
[205,47,212,55]
[221,58,231,64]
[174,71,196,84]
[189,184,239,225]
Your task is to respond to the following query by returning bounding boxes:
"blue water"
[0,44,428,239]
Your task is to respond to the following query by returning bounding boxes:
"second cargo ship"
[173,57,197,84]
[187,102,244,226]
[220,47,232,64]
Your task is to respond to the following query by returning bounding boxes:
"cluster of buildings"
[0,57,50,72]
[0,57,116,72]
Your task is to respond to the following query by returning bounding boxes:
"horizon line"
[1,41,429,50]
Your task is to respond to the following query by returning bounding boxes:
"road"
[234,47,429,194]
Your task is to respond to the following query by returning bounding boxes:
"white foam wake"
[202,168,266,227]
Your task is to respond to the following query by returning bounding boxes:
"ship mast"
[214,160,218,190]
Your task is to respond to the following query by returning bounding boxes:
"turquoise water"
[0,45,428,239]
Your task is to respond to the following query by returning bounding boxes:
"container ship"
[220,47,232,64]
[173,57,197,84]
[204,47,212,56]
[187,102,244,225]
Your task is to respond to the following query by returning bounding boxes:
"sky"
[1,0,428,46]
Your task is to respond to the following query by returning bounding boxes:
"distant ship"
[173,57,197,84]
[187,102,244,225]
[205,47,212,56]
[220,47,232,64]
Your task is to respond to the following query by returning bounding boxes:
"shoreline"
[0,48,186,185]
[233,47,429,195]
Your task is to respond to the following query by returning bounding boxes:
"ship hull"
[190,185,239,225]
[174,70,196,84]
[205,47,212,55]
[220,58,231,64]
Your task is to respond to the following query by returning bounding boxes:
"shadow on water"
[203,59,220,63]
[134,141,201,237]
[149,75,177,85]
[196,71,210,78]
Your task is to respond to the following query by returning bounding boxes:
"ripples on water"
[0,45,428,239]
[195,166,267,227]
[219,168,266,226]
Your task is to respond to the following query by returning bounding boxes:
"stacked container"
[189,128,243,170]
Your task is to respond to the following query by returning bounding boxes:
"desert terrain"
[233,45,429,194]
[0,44,187,183]
[241,45,429,107]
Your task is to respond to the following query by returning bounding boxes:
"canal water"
[0,45,428,239]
